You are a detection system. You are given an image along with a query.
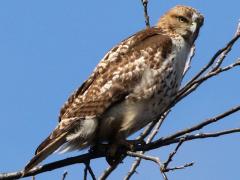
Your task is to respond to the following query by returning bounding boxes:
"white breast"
[172,36,191,79]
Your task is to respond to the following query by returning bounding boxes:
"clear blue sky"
[0,0,239,180]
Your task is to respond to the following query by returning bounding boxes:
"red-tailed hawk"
[25,5,204,171]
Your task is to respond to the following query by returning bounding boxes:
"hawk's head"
[157,5,204,45]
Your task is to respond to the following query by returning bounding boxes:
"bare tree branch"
[87,163,96,180]
[126,151,167,180]
[98,163,118,180]
[164,162,194,173]
[141,105,240,151]
[141,0,150,27]
[0,152,104,180]
[213,20,240,70]
[98,156,125,180]
[162,139,185,170]
[176,58,240,106]
[84,161,96,180]
[164,128,240,145]
[62,171,68,180]
[136,122,156,140]
[84,165,88,180]
[127,152,162,167]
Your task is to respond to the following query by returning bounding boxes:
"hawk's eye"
[177,16,189,23]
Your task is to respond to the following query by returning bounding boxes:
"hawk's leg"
[106,133,146,165]
[89,143,108,154]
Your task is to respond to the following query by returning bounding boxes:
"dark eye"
[177,16,189,23]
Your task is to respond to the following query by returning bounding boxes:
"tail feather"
[24,132,68,172]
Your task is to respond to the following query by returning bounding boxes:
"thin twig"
[84,164,88,180]
[86,162,96,180]
[213,21,240,70]
[147,128,240,150]
[127,152,167,179]
[147,111,170,143]
[169,128,240,144]
[98,165,116,180]
[164,162,194,172]
[136,122,156,140]
[62,171,68,180]
[98,156,124,180]
[127,152,162,166]
[141,0,150,27]
[163,139,185,169]
[177,58,240,101]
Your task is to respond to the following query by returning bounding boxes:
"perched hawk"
[25,5,204,171]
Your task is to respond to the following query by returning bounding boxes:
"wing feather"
[59,27,168,120]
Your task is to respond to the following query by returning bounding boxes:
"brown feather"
[24,132,68,172]
[59,27,168,120]
[24,118,81,173]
